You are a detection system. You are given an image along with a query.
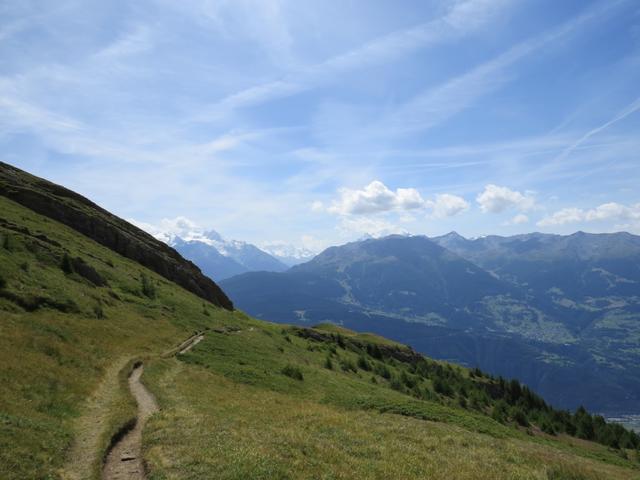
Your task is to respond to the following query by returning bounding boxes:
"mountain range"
[221,232,640,413]
[152,229,314,281]
[2,161,640,479]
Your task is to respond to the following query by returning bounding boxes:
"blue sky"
[1,0,640,251]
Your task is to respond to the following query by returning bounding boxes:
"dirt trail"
[63,332,205,480]
[161,331,205,357]
[178,333,204,354]
[61,358,131,480]
[102,364,159,480]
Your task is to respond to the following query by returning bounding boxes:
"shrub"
[510,407,529,427]
[433,377,453,397]
[421,387,436,401]
[340,358,357,373]
[540,418,556,435]
[401,370,415,389]
[20,262,29,272]
[492,400,508,423]
[61,253,74,274]
[324,356,333,370]
[366,343,383,359]
[141,273,156,299]
[281,364,304,381]
[357,355,371,371]
[374,362,391,379]
[0,272,6,289]
[93,304,105,319]
[390,376,404,392]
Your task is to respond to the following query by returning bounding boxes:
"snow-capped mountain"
[131,218,289,280]
[171,231,288,281]
[259,242,317,266]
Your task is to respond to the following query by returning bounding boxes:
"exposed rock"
[0,162,233,310]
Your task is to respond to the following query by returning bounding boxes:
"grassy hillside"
[0,195,240,479]
[1,191,640,479]
[141,322,640,479]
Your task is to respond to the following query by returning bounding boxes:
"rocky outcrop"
[0,162,233,310]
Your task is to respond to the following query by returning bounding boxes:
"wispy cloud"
[372,0,628,137]
[191,0,511,122]
[553,95,640,162]
[1,0,638,246]
[94,25,155,59]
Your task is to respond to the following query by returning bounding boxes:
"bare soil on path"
[62,333,205,480]
[178,333,204,354]
[102,364,159,480]
[61,358,130,480]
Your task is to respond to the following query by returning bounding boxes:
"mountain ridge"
[2,164,640,479]
[222,231,640,412]
[0,162,233,309]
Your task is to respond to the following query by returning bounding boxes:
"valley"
[222,232,640,414]
[2,164,640,479]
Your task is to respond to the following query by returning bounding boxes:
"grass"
[142,322,640,479]
[142,358,639,479]
[0,196,240,479]
[1,193,640,479]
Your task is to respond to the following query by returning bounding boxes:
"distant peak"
[444,231,465,239]
[202,229,224,242]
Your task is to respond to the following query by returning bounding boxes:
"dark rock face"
[0,162,233,310]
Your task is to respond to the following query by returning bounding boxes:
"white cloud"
[426,193,470,218]
[476,184,535,213]
[310,200,324,212]
[537,202,640,227]
[130,216,205,243]
[328,180,425,215]
[510,213,529,225]
[585,202,640,222]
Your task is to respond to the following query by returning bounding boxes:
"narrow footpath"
[62,332,207,480]
[102,364,159,480]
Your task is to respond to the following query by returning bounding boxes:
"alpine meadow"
[2,1,640,479]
